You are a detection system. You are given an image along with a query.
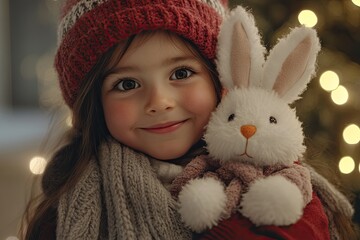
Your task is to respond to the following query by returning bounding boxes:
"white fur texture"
[240,175,304,226]
[181,5,320,230]
[178,178,227,233]
[204,88,305,166]
[263,27,320,104]
[216,6,320,104]
[206,6,320,166]
[216,6,265,89]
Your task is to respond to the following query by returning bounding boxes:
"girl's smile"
[141,119,189,134]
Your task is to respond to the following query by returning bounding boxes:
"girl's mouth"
[142,120,188,134]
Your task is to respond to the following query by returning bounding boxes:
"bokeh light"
[339,156,355,174]
[298,10,318,27]
[352,0,360,7]
[319,70,340,91]
[343,124,360,144]
[29,156,47,175]
[6,237,19,240]
[66,115,73,127]
[331,85,348,105]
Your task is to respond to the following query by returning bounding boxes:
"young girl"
[22,0,357,239]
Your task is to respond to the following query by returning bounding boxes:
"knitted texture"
[55,141,354,239]
[171,158,313,220]
[55,0,227,107]
[57,160,102,239]
[57,140,191,239]
[159,159,353,240]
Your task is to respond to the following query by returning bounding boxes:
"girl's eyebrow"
[165,55,198,64]
[107,55,199,75]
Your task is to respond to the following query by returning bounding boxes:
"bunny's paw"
[178,177,227,233]
[239,175,304,226]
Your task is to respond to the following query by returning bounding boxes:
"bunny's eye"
[269,116,277,124]
[228,113,235,122]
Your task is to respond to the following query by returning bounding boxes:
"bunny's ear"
[263,27,321,104]
[216,6,265,89]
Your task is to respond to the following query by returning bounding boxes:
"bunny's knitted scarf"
[56,140,191,239]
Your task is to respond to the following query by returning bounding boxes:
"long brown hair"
[304,142,360,239]
[20,31,222,239]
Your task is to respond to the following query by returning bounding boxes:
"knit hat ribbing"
[55,0,228,108]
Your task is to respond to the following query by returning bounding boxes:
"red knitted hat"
[55,0,228,108]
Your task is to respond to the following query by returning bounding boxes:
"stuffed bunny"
[171,6,321,233]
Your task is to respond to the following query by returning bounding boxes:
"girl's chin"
[145,147,189,161]
[145,148,189,161]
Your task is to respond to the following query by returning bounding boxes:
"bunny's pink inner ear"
[273,37,312,96]
[231,22,251,88]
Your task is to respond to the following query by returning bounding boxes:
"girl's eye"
[116,79,140,91]
[170,68,194,80]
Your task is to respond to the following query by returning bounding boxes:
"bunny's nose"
[240,125,257,139]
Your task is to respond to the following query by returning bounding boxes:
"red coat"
[195,192,330,240]
[36,192,329,240]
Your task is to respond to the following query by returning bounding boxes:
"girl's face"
[101,31,217,160]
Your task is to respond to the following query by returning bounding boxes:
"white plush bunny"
[171,6,321,233]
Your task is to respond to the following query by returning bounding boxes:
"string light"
[343,124,360,144]
[352,0,360,7]
[66,115,73,127]
[339,156,355,174]
[29,156,47,175]
[331,85,348,105]
[6,236,19,240]
[298,10,318,27]
[319,70,340,91]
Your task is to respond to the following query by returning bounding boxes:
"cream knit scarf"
[56,140,191,240]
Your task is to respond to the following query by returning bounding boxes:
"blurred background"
[0,0,359,239]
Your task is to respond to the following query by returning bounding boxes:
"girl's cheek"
[182,85,217,115]
[103,99,138,129]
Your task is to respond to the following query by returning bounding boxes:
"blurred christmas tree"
[230,0,360,223]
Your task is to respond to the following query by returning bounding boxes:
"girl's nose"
[240,125,257,139]
[145,87,175,114]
